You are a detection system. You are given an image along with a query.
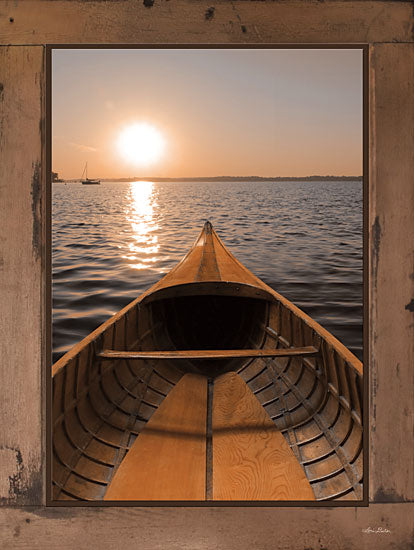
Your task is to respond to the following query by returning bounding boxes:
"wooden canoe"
[52,221,363,502]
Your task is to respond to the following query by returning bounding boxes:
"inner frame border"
[45,43,369,508]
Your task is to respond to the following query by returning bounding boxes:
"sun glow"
[117,123,165,166]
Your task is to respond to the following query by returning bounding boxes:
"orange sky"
[52,48,363,180]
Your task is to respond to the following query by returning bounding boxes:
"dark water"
[52,180,363,363]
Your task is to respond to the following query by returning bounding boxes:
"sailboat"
[81,162,100,185]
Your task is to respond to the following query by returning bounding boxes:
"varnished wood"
[195,223,221,281]
[98,347,318,361]
[104,374,207,501]
[212,372,315,500]
[140,221,275,302]
[51,221,363,501]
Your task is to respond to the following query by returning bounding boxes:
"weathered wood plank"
[0,46,45,505]
[104,374,207,500]
[0,6,411,550]
[369,43,414,502]
[0,503,413,549]
[0,0,412,45]
[212,372,315,500]
[98,347,318,360]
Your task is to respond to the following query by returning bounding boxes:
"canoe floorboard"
[104,373,207,501]
[212,372,315,501]
[103,370,316,501]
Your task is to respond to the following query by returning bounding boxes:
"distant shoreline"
[56,175,363,183]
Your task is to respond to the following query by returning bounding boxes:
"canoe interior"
[148,295,267,376]
[52,292,363,502]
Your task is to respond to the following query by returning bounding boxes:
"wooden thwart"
[212,372,315,500]
[104,373,207,501]
[98,346,318,361]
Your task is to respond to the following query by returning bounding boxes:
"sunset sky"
[52,48,363,180]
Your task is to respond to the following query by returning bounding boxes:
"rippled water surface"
[52,180,363,363]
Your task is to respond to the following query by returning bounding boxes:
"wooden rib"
[273,366,362,499]
[98,347,318,361]
[212,372,315,501]
[257,358,305,466]
[105,369,155,487]
[104,373,207,501]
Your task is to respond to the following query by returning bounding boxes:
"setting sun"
[117,122,165,166]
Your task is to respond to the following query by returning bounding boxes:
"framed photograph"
[50,47,365,504]
[0,1,412,547]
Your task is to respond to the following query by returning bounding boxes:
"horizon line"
[54,174,363,181]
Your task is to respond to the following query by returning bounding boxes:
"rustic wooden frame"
[0,0,413,547]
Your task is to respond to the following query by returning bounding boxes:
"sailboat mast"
[81,162,88,180]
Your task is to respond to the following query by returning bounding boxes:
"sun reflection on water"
[124,181,160,270]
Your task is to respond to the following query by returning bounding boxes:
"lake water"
[52,180,363,363]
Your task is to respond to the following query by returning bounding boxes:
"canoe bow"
[141,220,275,303]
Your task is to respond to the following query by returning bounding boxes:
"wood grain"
[0,503,413,549]
[0,0,412,45]
[195,225,220,281]
[212,372,315,500]
[98,347,318,360]
[0,46,45,505]
[369,43,414,502]
[104,373,207,500]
